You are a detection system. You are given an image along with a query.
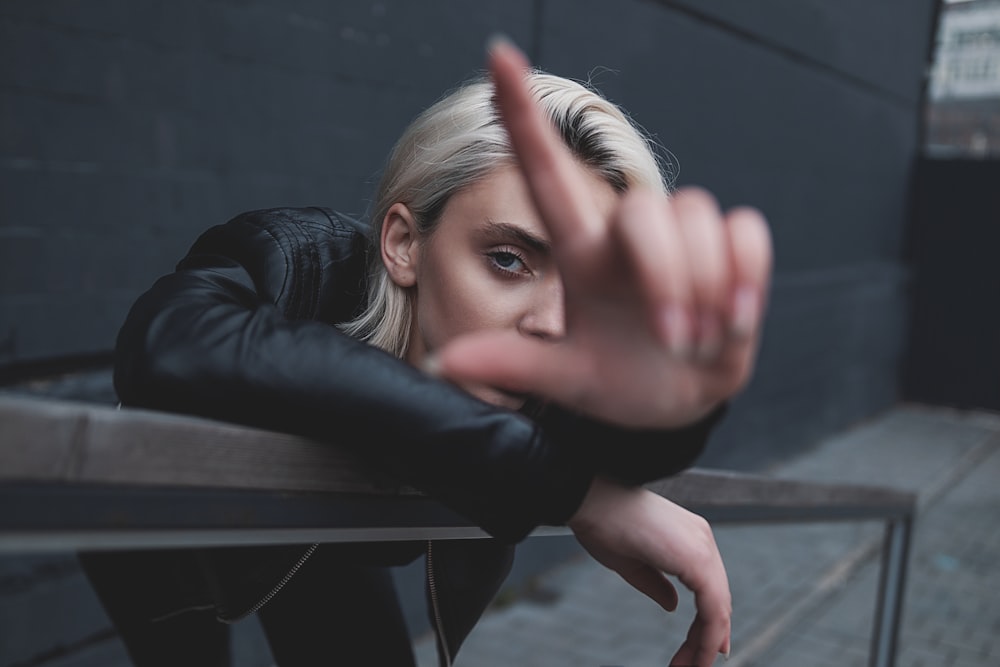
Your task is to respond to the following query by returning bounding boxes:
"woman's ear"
[381,203,420,288]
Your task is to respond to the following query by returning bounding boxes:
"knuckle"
[690,514,715,546]
[676,186,721,213]
[730,211,774,265]
[729,205,767,226]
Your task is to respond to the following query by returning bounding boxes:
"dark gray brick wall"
[667,0,933,104]
[534,0,935,467]
[0,0,535,364]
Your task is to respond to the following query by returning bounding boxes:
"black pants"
[79,545,419,667]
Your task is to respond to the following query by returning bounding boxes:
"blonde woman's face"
[404,164,617,409]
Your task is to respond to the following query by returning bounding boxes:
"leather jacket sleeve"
[115,207,723,542]
[536,403,725,486]
[114,207,592,543]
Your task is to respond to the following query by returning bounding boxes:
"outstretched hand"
[433,38,773,430]
[569,477,732,666]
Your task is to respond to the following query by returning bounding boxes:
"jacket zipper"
[116,407,322,625]
[218,542,319,623]
[426,540,452,667]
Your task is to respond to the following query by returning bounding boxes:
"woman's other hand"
[569,477,732,666]
[432,39,773,429]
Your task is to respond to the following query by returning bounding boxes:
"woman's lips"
[466,384,528,410]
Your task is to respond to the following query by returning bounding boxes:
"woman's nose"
[518,278,566,341]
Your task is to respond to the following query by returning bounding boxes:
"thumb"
[431,330,586,403]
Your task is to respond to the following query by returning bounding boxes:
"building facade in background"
[927,0,1000,155]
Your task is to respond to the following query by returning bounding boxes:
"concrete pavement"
[412,404,1000,667]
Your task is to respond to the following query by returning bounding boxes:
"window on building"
[924,0,1000,157]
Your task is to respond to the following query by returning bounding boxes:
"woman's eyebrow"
[482,219,551,254]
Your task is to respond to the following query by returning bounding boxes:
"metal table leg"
[869,516,914,667]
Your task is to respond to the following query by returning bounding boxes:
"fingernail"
[421,355,441,377]
[660,306,692,359]
[486,32,513,56]
[731,287,759,339]
[696,312,723,361]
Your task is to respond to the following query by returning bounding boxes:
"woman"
[81,40,771,667]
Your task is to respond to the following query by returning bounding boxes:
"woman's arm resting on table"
[538,402,727,486]
[114,208,591,543]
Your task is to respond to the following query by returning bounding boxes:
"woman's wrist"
[568,475,637,534]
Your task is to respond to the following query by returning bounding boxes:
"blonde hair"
[339,70,671,357]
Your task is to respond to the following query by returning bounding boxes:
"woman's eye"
[488,250,527,274]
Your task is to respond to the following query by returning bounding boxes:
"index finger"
[670,601,731,666]
[487,38,606,257]
[675,558,732,666]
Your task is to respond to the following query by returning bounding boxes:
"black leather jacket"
[113,206,721,663]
